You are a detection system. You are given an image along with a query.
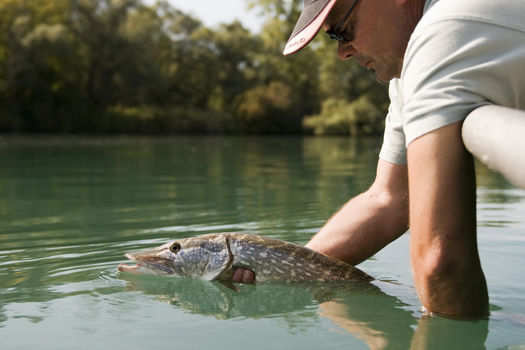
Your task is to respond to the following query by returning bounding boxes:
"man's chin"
[372,69,397,85]
[371,63,402,84]
[371,70,387,85]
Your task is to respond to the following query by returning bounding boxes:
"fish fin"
[218,280,240,292]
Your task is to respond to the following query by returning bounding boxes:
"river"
[0,135,524,349]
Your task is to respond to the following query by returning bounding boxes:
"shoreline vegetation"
[0,0,389,135]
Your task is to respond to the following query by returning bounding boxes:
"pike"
[117,233,373,282]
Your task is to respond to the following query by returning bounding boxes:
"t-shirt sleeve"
[379,80,407,165]
[400,19,504,145]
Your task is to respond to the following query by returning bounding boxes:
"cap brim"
[283,0,337,56]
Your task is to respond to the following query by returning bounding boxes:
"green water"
[0,135,524,350]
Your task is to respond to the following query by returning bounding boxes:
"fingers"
[232,268,255,283]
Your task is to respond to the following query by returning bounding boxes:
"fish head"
[118,234,233,280]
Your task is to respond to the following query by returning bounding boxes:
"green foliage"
[99,105,236,134]
[235,81,298,133]
[303,96,384,136]
[0,0,389,135]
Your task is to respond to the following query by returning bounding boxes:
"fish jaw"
[117,262,159,275]
[118,251,175,276]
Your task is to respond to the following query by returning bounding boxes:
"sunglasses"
[326,0,360,43]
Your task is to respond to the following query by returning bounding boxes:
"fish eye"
[170,242,181,253]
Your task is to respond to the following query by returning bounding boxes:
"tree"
[303,96,384,136]
[0,0,388,135]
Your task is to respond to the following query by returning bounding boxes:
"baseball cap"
[283,0,338,56]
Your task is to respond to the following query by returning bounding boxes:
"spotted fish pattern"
[226,233,372,282]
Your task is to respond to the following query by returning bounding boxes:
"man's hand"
[232,268,255,283]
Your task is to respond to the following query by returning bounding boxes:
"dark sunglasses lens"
[328,32,344,42]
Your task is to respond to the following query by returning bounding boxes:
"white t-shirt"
[379,0,525,165]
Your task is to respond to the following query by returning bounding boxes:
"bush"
[234,81,302,133]
[98,105,236,134]
[303,96,385,136]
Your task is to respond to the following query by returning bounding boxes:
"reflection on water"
[119,274,351,319]
[119,273,387,319]
[410,316,489,350]
[119,273,419,348]
[0,135,524,349]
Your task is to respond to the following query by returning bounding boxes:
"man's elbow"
[365,184,409,233]
[411,242,489,317]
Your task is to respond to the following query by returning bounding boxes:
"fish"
[117,233,373,283]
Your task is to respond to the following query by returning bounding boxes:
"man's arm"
[407,121,488,317]
[306,159,409,265]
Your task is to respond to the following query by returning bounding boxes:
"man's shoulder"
[395,0,525,147]
[418,0,525,34]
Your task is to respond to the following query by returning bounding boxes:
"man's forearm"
[408,122,489,317]
[307,160,409,265]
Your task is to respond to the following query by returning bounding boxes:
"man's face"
[323,0,420,83]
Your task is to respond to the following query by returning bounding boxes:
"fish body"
[118,233,373,282]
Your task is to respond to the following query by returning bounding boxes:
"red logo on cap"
[288,37,306,48]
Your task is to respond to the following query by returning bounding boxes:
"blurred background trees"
[0,0,388,135]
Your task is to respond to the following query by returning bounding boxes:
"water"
[0,135,524,349]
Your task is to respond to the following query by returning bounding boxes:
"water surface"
[0,135,524,349]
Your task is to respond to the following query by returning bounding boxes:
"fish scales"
[118,233,373,282]
[227,233,372,282]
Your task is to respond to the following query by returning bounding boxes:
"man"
[233,0,525,318]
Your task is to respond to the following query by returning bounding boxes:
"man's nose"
[337,42,356,60]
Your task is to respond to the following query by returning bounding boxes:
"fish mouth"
[117,253,173,275]
[118,253,147,274]
[117,262,160,275]
[117,263,141,273]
